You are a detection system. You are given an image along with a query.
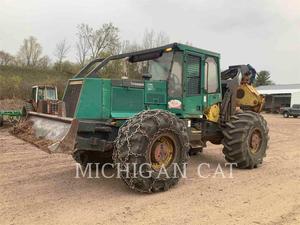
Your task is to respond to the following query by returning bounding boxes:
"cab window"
[46,88,57,100]
[168,52,183,97]
[37,88,45,100]
[205,57,219,93]
[32,88,37,101]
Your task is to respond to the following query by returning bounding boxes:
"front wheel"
[222,111,269,169]
[22,102,34,116]
[283,112,289,118]
[113,110,189,193]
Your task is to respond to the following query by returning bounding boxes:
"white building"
[256,84,300,113]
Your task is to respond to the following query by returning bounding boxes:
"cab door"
[32,87,38,102]
[183,51,204,117]
[203,57,222,108]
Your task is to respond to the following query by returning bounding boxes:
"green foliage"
[254,70,273,87]
[0,65,74,99]
[53,61,81,75]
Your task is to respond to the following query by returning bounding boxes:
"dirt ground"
[0,114,299,225]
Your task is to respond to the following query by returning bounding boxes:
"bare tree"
[76,28,90,66]
[120,40,141,54]
[54,39,70,71]
[17,36,43,67]
[142,29,155,49]
[76,23,120,60]
[155,31,170,46]
[142,29,170,49]
[37,56,51,69]
[0,51,14,66]
[121,29,169,54]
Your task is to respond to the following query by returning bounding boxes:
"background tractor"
[1,85,61,127]
[14,43,269,193]
[22,85,65,116]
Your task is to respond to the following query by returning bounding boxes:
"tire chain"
[113,109,189,193]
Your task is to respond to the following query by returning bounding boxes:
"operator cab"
[70,43,221,119]
[32,85,58,102]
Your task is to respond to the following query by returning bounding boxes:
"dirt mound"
[11,120,53,153]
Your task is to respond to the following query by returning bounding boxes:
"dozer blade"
[12,112,78,154]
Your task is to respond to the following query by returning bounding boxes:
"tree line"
[0,23,170,73]
[0,22,273,86]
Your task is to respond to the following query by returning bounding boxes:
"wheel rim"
[249,128,263,154]
[150,134,175,171]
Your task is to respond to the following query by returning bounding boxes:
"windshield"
[37,88,57,100]
[148,52,173,80]
[98,51,174,80]
[45,88,57,100]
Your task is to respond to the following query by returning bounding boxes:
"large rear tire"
[222,111,269,169]
[113,110,189,193]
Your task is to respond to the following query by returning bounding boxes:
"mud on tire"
[222,111,269,169]
[113,110,189,193]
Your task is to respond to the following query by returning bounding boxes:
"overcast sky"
[0,0,299,84]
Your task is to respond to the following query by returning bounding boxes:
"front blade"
[12,112,78,154]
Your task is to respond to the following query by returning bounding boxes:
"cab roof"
[173,43,220,58]
[32,85,57,89]
[129,42,220,58]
